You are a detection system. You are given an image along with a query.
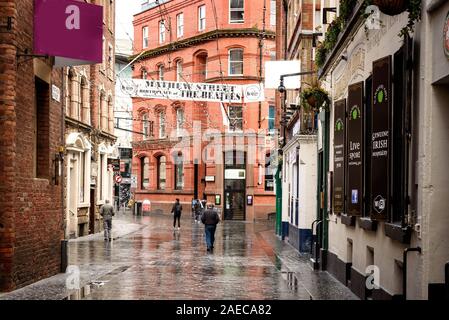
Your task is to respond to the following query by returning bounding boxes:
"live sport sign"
[34,0,102,66]
[346,82,364,216]
[119,79,265,103]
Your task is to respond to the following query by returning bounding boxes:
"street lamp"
[277,71,316,148]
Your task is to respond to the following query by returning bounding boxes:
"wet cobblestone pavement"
[0,212,357,300]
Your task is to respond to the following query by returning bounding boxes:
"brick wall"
[0,0,64,292]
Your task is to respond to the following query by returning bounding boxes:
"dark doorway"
[89,188,96,234]
[224,151,246,220]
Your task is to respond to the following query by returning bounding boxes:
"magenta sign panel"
[34,0,103,65]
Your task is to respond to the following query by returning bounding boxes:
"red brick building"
[129,0,277,220]
[0,0,64,291]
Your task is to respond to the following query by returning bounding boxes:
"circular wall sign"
[444,11,449,59]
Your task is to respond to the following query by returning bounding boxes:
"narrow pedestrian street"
[0,212,356,300]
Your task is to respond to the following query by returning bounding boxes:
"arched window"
[158,65,165,80]
[80,76,90,124]
[142,113,149,139]
[141,157,150,189]
[176,108,184,137]
[159,20,166,44]
[229,48,243,75]
[157,156,166,190]
[159,111,166,138]
[174,152,184,190]
[141,68,148,80]
[176,60,183,82]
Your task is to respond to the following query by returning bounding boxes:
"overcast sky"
[115,0,141,41]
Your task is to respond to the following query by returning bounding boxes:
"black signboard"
[346,82,364,216]
[370,56,391,220]
[107,158,120,172]
[333,99,346,214]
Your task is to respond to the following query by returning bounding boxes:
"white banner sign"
[119,79,265,103]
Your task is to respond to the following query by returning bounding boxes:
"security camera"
[278,84,286,93]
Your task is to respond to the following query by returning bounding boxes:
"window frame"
[268,105,275,134]
[157,155,167,190]
[142,26,149,48]
[142,113,149,139]
[228,48,244,76]
[159,20,166,44]
[176,108,184,137]
[159,111,166,138]
[229,0,244,24]
[174,153,184,190]
[158,65,165,81]
[228,105,243,132]
[176,60,183,82]
[177,13,184,38]
[198,5,206,31]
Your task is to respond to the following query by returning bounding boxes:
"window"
[80,152,86,202]
[159,112,166,138]
[35,77,50,179]
[230,0,244,23]
[141,157,150,189]
[177,13,184,38]
[158,65,164,80]
[149,120,154,137]
[157,156,166,190]
[102,36,106,72]
[142,26,149,48]
[176,60,183,82]
[268,105,275,134]
[265,153,274,191]
[270,0,276,26]
[174,153,184,190]
[229,49,243,75]
[176,108,184,137]
[141,68,148,79]
[228,105,243,131]
[159,20,166,44]
[142,113,149,139]
[198,5,206,31]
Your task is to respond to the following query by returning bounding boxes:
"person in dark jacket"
[201,203,220,252]
[100,199,115,241]
[171,198,183,230]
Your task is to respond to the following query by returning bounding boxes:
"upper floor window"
[176,108,184,137]
[159,112,166,138]
[159,20,166,44]
[142,26,149,48]
[176,60,183,82]
[228,105,243,132]
[141,68,148,79]
[270,0,276,26]
[229,48,243,76]
[230,0,244,23]
[158,65,165,80]
[142,113,149,139]
[177,13,184,38]
[198,5,206,31]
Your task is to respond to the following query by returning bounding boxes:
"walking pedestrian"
[194,200,202,223]
[201,203,220,252]
[100,199,115,241]
[171,198,183,230]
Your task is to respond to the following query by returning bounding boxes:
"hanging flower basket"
[373,0,408,16]
[300,87,330,113]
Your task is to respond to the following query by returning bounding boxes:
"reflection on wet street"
[66,213,356,300]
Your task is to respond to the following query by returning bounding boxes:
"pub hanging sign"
[370,56,392,220]
[333,99,346,214]
[346,82,364,216]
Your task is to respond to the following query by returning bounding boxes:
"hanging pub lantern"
[373,0,408,16]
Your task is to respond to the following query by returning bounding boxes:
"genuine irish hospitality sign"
[333,99,346,214]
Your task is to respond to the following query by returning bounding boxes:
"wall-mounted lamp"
[53,146,65,185]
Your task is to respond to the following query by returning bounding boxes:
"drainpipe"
[61,66,68,273]
[403,247,421,300]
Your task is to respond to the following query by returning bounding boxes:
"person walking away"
[100,199,115,241]
[172,198,183,230]
[194,200,202,223]
[201,203,220,252]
